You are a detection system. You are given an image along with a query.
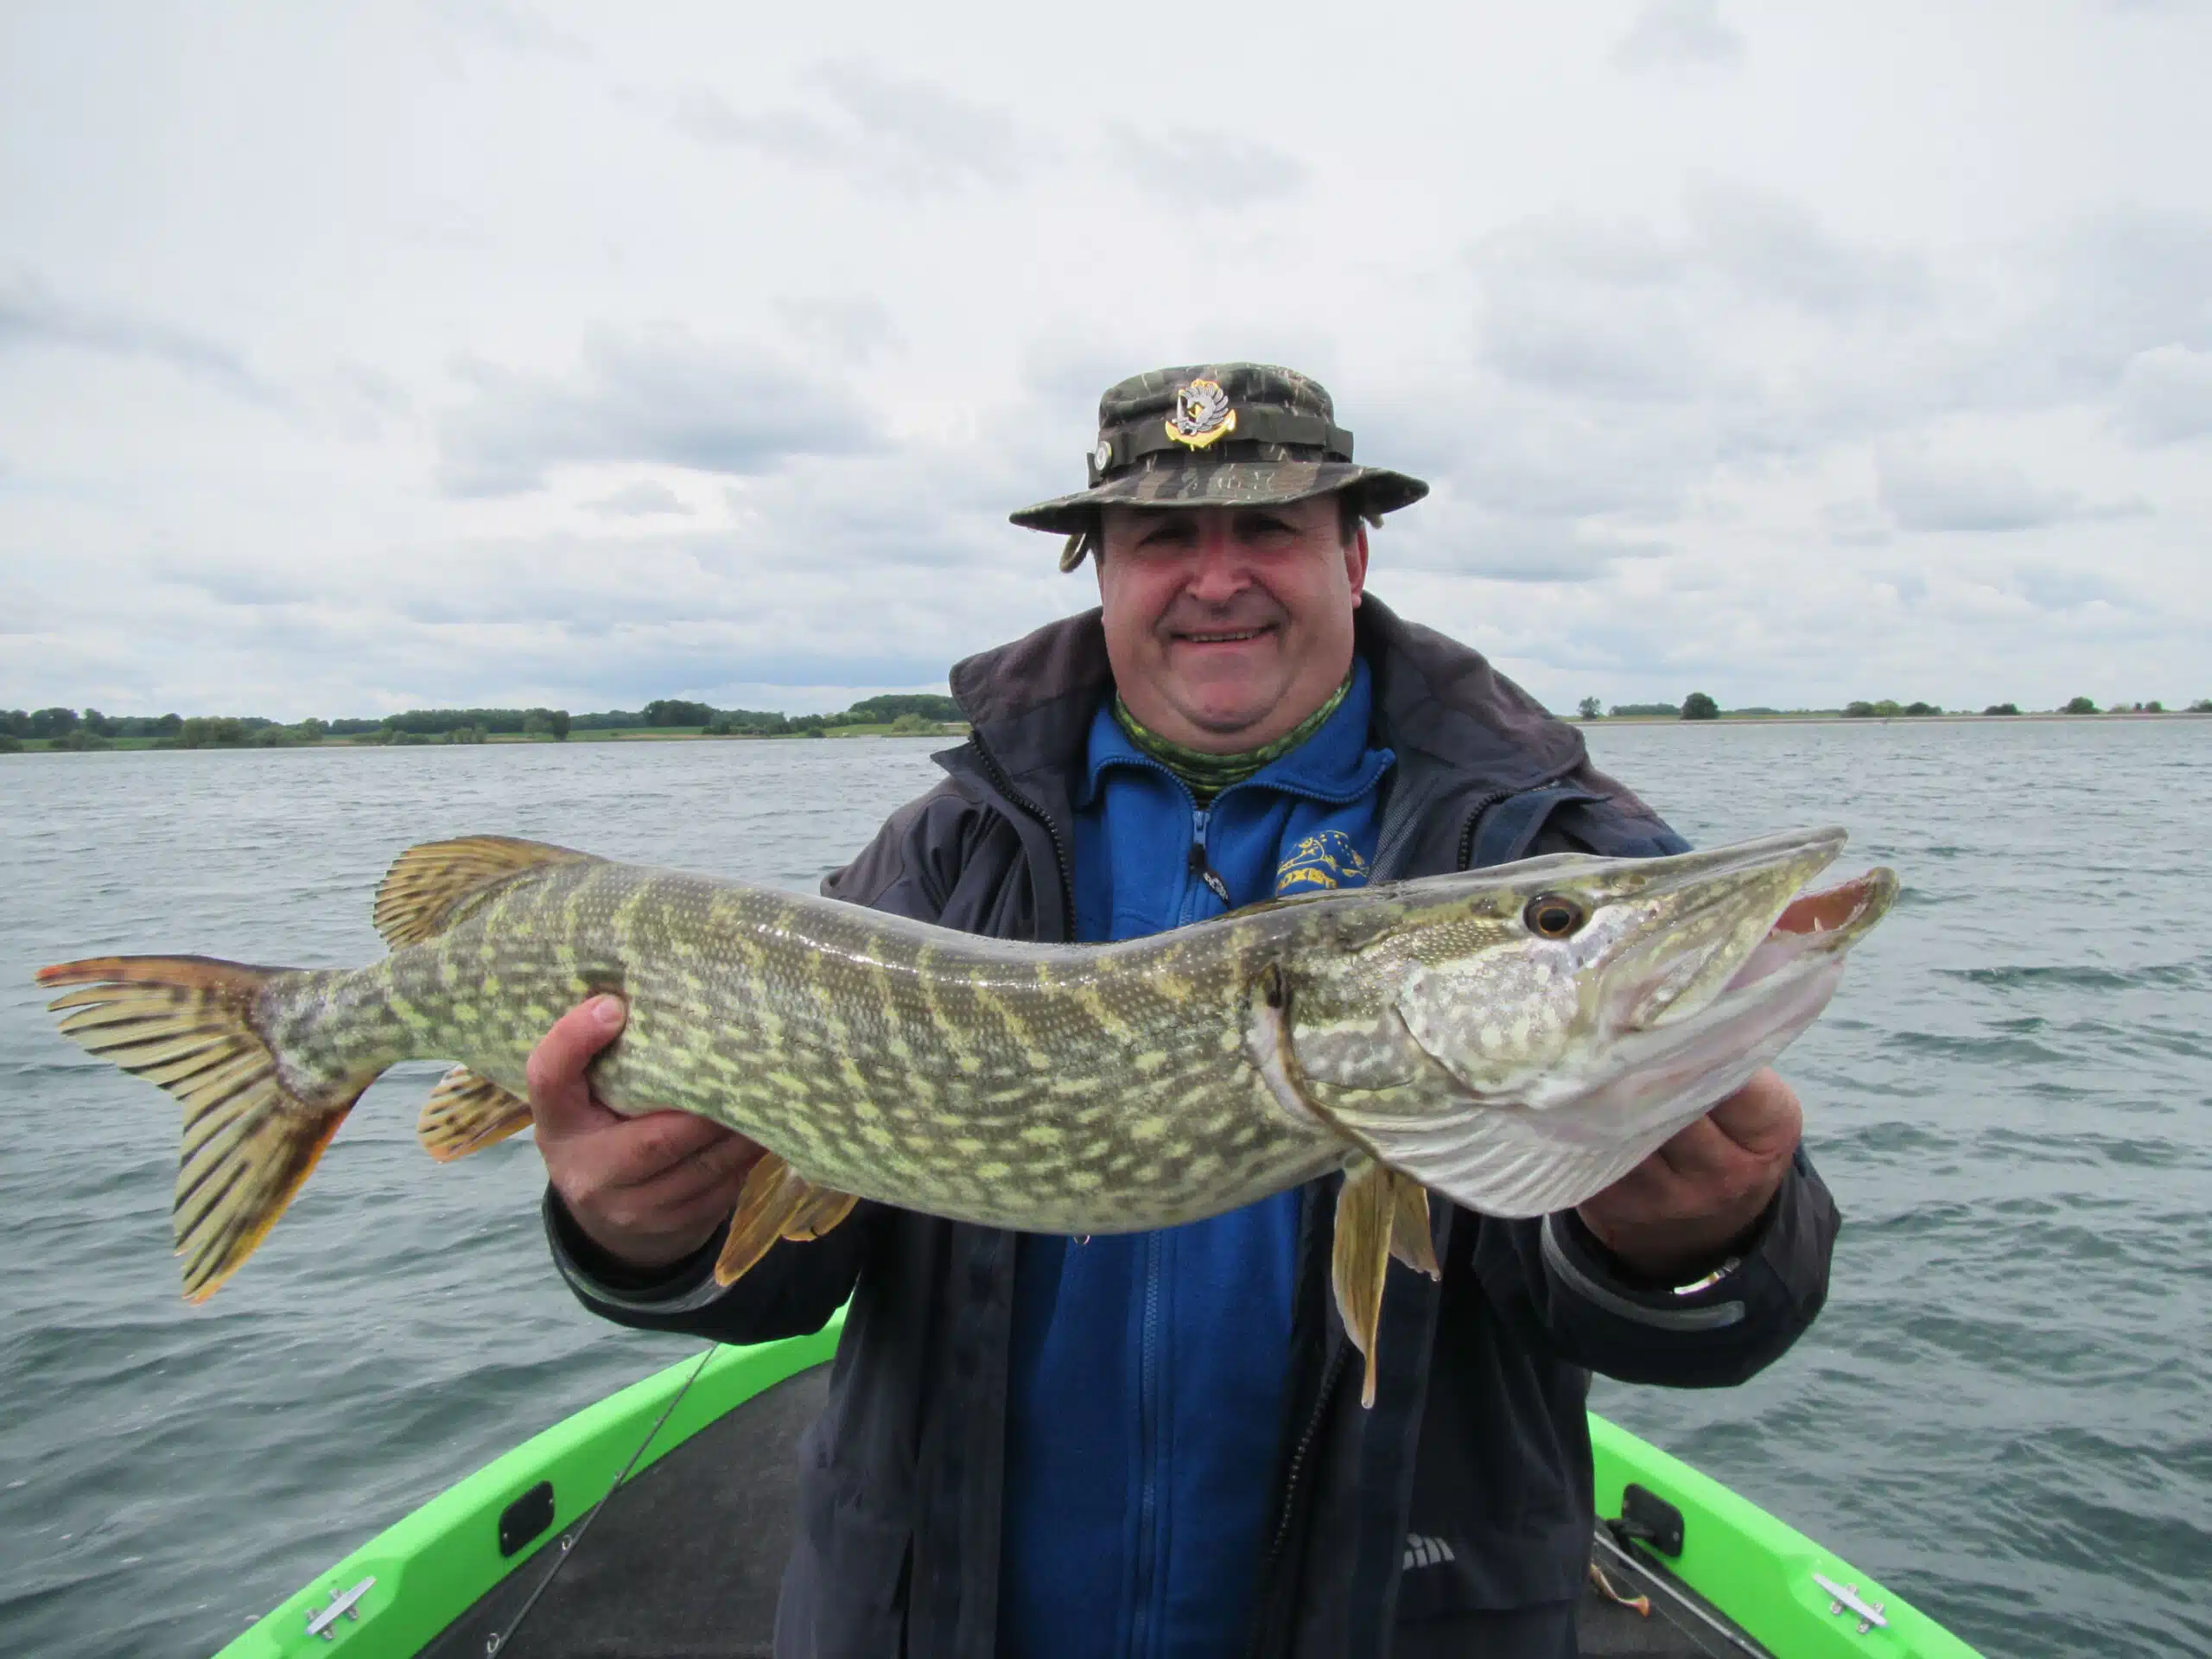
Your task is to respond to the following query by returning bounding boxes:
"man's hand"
[527,995,766,1273]
[1575,1067,1802,1285]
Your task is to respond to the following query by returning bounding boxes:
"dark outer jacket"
[545,594,1841,1659]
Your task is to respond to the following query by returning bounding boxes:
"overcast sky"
[4,1,2209,718]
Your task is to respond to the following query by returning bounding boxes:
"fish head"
[1268,827,1896,1217]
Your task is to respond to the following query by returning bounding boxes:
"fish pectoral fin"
[1389,1175,1441,1281]
[1332,1155,1397,1409]
[713,1154,859,1287]
[416,1066,533,1161]
[372,836,599,948]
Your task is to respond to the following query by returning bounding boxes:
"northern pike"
[39,827,1894,1402]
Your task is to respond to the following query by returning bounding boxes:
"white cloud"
[435,327,883,496]
[1612,0,1745,69]
[2114,345,2212,444]
[583,479,692,517]
[1875,445,2148,533]
[3,1,2210,719]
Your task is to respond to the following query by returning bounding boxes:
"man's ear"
[1345,523,1370,607]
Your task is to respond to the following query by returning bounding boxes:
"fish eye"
[1522,893,1588,940]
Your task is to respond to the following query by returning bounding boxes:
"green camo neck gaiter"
[1112,673,1352,806]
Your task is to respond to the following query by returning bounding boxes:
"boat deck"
[416,1366,1763,1659]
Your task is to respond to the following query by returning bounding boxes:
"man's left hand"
[1574,1067,1802,1285]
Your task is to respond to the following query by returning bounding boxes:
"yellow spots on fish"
[951,1135,986,1155]
[861,1124,895,1150]
[1131,1049,1172,1074]
[1130,1116,1171,1143]
[1075,986,1135,1043]
[1020,1124,1065,1147]
[851,1099,882,1122]
[977,1160,1014,1180]
[957,1053,982,1075]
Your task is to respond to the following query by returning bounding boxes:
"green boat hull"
[214,1318,1980,1658]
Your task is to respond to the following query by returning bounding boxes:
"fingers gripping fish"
[37,828,1894,1406]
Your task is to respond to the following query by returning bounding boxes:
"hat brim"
[1009,461,1428,537]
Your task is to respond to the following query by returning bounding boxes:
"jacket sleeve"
[1465,1147,1840,1387]
[1452,783,1841,1385]
[544,779,980,1342]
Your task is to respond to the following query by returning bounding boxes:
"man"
[526,364,1838,1658]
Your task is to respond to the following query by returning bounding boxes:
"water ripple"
[5,725,2211,1657]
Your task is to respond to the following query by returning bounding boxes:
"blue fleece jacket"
[999,660,1395,1659]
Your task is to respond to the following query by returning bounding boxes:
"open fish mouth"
[1723,867,1900,995]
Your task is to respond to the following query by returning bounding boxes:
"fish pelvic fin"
[372,836,597,948]
[713,1153,859,1287]
[1389,1176,1442,1281]
[38,956,374,1303]
[1332,1157,1440,1409]
[418,1065,533,1161]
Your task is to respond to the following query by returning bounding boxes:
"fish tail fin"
[418,1065,534,1161]
[38,956,376,1302]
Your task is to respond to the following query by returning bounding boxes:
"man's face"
[1095,493,1369,753]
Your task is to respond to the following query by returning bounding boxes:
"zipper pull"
[1188,809,1230,906]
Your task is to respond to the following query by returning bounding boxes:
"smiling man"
[525,364,1839,1659]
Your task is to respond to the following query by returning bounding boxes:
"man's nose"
[1184,521,1251,601]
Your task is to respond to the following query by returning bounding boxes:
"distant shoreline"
[1582,710,2212,728]
[0,723,972,754]
[7,711,2209,754]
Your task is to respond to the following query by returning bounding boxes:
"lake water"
[2,723,2207,1657]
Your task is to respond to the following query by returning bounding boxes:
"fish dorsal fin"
[373,836,597,948]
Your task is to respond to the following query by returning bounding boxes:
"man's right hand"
[527,995,766,1273]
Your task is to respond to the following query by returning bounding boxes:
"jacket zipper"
[1130,1231,1166,1657]
[1453,787,1511,873]
[1247,1341,1350,1656]
[1185,805,1230,918]
[965,731,1077,937]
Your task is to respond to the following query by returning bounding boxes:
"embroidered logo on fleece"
[1274,830,1370,898]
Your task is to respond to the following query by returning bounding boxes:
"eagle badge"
[1164,378,1237,449]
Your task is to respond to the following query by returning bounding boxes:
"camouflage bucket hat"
[1010,362,1430,570]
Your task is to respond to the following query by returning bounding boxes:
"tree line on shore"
[1574,694,2212,721]
[0,693,966,753]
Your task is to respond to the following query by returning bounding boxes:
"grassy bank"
[0,723,969,754]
